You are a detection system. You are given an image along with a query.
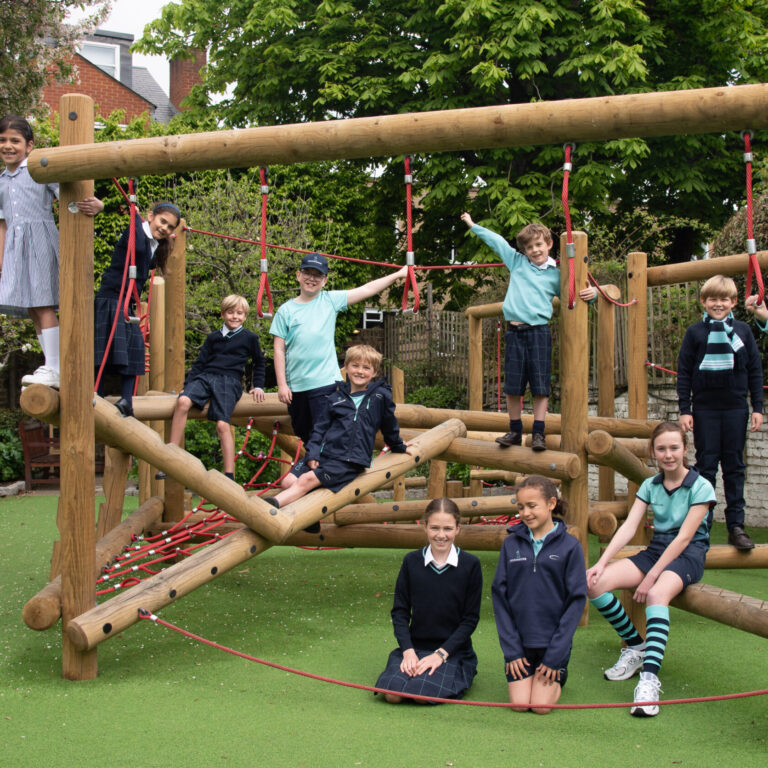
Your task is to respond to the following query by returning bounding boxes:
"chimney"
[170,49,206,111]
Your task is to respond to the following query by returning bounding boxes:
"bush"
[405,383,467,410]
[0,409,25,483]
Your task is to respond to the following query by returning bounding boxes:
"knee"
[176,396,193,413]
[383,693,403,704]
[530,706,553,715]
[215,420,231,437]
[510,705,530,713]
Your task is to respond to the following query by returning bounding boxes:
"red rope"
[742,131,764,305]
[401,156,420,314]
[256,167,274,318]
[587,272,638,308]
[562,143,577,309]
[138,611,768,709]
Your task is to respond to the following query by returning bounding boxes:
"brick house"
[41,29,205,124]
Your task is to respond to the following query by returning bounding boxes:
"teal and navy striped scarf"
[699,312,743,372]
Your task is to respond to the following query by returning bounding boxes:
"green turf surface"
[1,494,766,767]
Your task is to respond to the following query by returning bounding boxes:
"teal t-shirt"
[269,290,348,392]
[636,470,716,543]
[529,520,559,556]
[470,225,562,325]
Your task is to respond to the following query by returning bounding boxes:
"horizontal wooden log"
[588,509,618,540]
[585,430,655,486]
[612,544,768,569]
[379,476,427,490]
[277,419,467,538]
[29,84,768,183]
[590,501,629,520]
[22,496,164,631]
[332,496,518,525]
[469,469,520,484]
[647,251,768,287]
[671,583,768,638]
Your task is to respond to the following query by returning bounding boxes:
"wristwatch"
[435,649,447,661]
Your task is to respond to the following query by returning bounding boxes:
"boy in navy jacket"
[677,275,763,550]
[164,294,266,481]
[264,344,409,509]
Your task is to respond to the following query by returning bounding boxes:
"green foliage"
[136,0,768,306]
[0,1,109,116]
[406,383,466,410]
[0,409,25,482]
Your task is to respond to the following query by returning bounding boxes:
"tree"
[136,1,768,303]
[0,0,110,117]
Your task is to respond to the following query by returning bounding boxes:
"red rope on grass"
[742,130,764,305]
[138,611,768,709]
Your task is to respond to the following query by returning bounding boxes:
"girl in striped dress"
[0,115,102,388]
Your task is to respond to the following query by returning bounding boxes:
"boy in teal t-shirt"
[270,252,407,449]
[460,213,595,451]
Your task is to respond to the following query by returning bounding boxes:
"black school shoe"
[531,432,547,452]
[728,526,755,550]
[114,398,133,418]
[495,431,523,447]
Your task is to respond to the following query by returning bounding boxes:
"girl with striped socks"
[586,421,715,717]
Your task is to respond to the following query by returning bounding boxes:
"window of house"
[79,42,119,79]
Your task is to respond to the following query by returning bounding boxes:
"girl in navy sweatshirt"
[492,475,587,714]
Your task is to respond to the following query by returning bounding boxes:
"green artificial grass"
[1,494,766,768]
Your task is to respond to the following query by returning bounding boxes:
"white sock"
[41,326,60,372]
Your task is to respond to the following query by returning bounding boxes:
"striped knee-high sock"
[590,592,644,646]
[643,605,670,675]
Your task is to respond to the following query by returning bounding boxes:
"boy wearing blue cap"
[270,252,407,449]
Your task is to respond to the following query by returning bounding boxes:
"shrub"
[0,409,25,483]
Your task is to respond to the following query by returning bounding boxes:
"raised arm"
[346,265,408,307]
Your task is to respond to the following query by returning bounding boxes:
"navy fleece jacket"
[491,519,587,670]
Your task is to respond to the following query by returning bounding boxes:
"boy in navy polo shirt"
[270,252,407,450]
[163,294,266,481]
[263,344,409,511]
[461,213,595,451]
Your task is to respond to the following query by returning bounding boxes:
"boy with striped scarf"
[677,275,763,550]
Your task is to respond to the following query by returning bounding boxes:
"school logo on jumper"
[549,554,560,560]
[508,549,526,563]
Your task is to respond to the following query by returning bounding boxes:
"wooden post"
[446,479,463,499]
[149,276,166,498]
[467,314,483,412]
[624,250,650,635]
[164,220,187,521]
[96,446,131,539]
[391,366,406,502]
[427,459,447,498]
[597,286,620,501]
[559,231,590,624]
[57,94,97,679]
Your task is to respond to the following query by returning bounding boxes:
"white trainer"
[603,645,644,681]
[631,672,662,717]
[21,365,60,388]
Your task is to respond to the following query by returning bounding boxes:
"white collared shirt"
[423,543,459,568]
[142,220,159,256]
[221,324,244,338]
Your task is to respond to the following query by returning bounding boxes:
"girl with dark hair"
[492,475,587,714]
[94,202,181,416]
[0,114,103,387]
[375,498,483,703]
[587,421,716,717]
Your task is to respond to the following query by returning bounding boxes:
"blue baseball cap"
[300,252,329,274]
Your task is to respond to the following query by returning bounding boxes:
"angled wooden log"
[23,496,164,631]
[96,446,132,540]
[585,430,655,486]
[671,583,768,638]
[275,419,467,539]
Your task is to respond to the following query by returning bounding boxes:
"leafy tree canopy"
[0,1,110,117]
[136,1,768,301]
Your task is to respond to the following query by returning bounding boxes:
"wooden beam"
[585,430,655,486]
[647,251,768,287]
[671,583,768,638]
[332,496,518,525]
[28,84,768,183]
[613,544,768,570]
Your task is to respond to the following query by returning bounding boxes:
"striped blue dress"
[0,160,59,317]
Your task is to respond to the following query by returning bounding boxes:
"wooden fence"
[374,281,702,411]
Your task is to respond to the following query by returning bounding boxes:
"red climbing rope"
[401,156,420,313]
[587,273,638,308]
[256,167,274,319]
[562,143,577,309]
[742,130,764,305]
[138,611,768,709]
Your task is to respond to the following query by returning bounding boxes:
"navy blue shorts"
[505,646,569,687]
[504,324,552,396]
[628,535,708,589]
[182,373,242,423]
[288,383,337,444]
[292,456,367,492]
